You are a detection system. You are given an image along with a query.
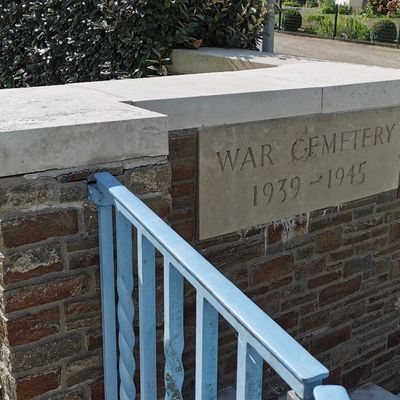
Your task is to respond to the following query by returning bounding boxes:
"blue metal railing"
[89,172,350,400]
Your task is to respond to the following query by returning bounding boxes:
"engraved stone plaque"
[198,107,400,239]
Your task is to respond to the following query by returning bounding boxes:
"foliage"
[368,0,390,14]
[308,13,370,40]
[306,0,319,7]
[188,0,266,49]
[370,18,398,41]
[282,9,303,30]
[338,4,352,14]
[337,15,370,39]
[315,14,335,33]
[0,0,266,89]
[320,0,336,13]
[387,0,400,16]
[282,0,303,7]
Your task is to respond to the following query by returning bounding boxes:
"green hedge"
[0,0,265,89]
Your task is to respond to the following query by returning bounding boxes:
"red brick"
[252,255,294,284]
[309,211,352,232]
[317,228,342,253]
[276,311,298,330]
[169,134,196,160]
[268,218,307,245]
[144,197,171,218]
[389,223,400,242]
[68,252,99,270]
[319,276,362,306]
[172,222,194,241]
[2,209,79,248]
[342,362,373,388]
[310,326,351,353]
[171,160,195,181]
[87,330,103,351]
[6,274,91,312]
[65,297,101,330]
[90,381,104,400]
[3,244,63,284]
[13,334,82,373]
[299,310,329,333]
[17,369,61,400]
[8,307,60,346]
[388,329,400,348]
[295,257,324,278]
[307,271,341,289]
[268,223,284,244]
[169,183,194,198]
[324,367,342,385]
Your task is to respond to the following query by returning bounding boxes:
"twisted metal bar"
[116,210,135,400]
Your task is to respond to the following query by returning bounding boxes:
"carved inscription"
[198,109,400,239]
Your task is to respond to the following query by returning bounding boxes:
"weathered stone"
[0,180,54,213]
[8,307,60,346]
[319,276,362,306]
[12,335,82,372]
[1,209,79,248]
[344,255,372,277]
[252,255,294,284]
[5,274,91,312]
[16,369,61,400]
[3,244,63,284]
[66,353,103,386]
[317,227,342,252]
[198,108,400,239]
[123,164,171,194]
[59,182,88,203]
[310,325,352,353]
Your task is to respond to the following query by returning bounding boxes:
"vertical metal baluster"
[98,205,118,400]
[116,211,135,400]
[164,259,184,400]
[138,233,157,399]
[236,336,263,400]
[195,294,219,400]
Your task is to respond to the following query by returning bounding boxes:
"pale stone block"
[198,107,400,239]
[0,87,168,176]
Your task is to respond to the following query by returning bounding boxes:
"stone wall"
[1,124,399,400]
[0,158,171,400]
[169,128,400,397]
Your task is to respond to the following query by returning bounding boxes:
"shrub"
[316,15,335,35]
[387,0,400,15]
[321,4,337,13]
[283,0,303,7]
[0,0,266,88]
[188,0,266,49]
[338,4,352,14]
[306,0,319,7]
[307,13,326,21]
[338,15,370,40]
[371,18,398,42]
[282,9,303,30]
[368,0,389,14]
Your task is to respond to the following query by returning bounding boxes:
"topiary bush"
[371,19,398,42]
[0,0,265,89]
[282,9,303,31]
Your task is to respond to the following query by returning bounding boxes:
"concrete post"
[262,0,275,53]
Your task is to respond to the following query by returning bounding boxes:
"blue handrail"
[89,172,350,400]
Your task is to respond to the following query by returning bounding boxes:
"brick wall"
[169,128,400,397]
[0,159,171,400]
[0,126,399,400]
